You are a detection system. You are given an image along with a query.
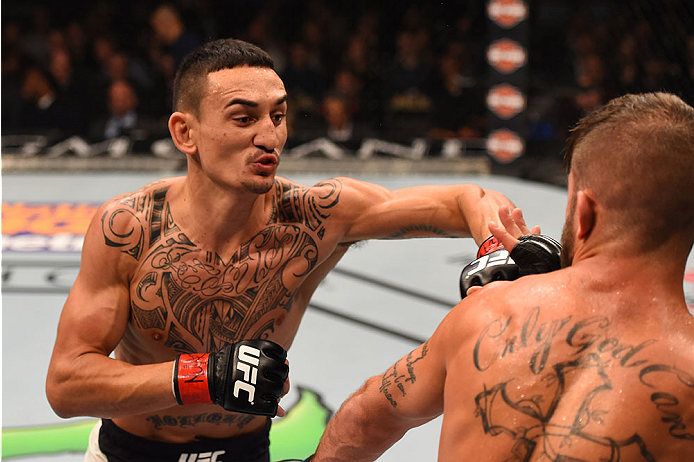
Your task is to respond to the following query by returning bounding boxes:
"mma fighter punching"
[309,92,694,461]
[45,38,525,462]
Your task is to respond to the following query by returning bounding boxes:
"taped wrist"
[173,353,213,405]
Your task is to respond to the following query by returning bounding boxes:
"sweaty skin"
[312,92,694,461]
[312,255,694,461]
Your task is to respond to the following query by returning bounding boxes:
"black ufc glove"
[174,339,289,416]
[459,235,562,298]
[510,234,562,276]
[459,248,518,298]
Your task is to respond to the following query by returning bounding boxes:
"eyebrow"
[225,95,287,109]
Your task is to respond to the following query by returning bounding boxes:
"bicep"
[54,272,131,358]
[50,208,133,362]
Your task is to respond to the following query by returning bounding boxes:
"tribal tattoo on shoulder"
[379,341,429,408]
[101,179,343,353]
[472,306,694,461]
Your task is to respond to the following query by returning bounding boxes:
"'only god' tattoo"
[472,306,694,461]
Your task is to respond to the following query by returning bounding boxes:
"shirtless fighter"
[309,92,694,461]
[45,38,522,462]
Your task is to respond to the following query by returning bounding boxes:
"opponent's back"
[439,266,694,462]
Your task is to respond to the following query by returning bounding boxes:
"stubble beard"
[241,175,276,195]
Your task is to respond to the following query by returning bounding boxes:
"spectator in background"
[149,3,202,90]
[281,42,325,105]
[18,63,86,135]
[64,21,89,67]
[88,79,163,143]
[341,34,382,129]
[382,30,434,138]
[384,30,434,98]
[330,67,365,123]
[48,47,92,119]
[104,51,164,118]
[244,9,287,73]
[319,91,372,150]
[281,42,325,140]
[428,50,485,140]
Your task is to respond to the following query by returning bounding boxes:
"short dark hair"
[172,38,275,116]
[563,92,694,250]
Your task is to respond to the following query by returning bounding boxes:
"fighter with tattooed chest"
[45,39,519,462]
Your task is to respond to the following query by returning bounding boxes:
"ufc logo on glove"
[174,339,288,416]
[467,250,514,275]
[234,345,260,403]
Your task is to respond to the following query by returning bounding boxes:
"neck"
[570,241,689,302]
[169,175,270,257]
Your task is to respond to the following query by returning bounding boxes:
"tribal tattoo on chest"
[101,179,342,353]
[472,306,694,461]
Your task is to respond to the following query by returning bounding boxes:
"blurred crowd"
[2,0,693,155]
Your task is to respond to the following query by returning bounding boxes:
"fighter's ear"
[168,111,197,156]
[576,189,597,241]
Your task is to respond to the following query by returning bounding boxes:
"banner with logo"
[2,202,97,252]
[485,0,529,164]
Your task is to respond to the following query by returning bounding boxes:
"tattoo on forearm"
[379,341,429,408]
[102,179,342,353]
[146,413,255,430]
[385,225,456,240]
[473,306,694,460]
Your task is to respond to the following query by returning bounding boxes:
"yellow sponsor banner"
[2,202,98,236]
[2,202,98,252]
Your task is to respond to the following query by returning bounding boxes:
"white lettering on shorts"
[178,450,226,462]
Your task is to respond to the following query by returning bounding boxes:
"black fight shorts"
[98,418,271,462]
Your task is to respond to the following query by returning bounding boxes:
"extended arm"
[332,177,516,245]
[312,327,448,461]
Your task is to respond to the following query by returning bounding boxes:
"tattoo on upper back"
[379,341,429,408]
[101,179,342,353]
[472,306,694,460]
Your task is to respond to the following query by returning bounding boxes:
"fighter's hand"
[276,361,291,417]
[174,339,289,417]
[460,206,559,298]
[488,205,541,250]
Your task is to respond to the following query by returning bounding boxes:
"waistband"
[98,418,271,462]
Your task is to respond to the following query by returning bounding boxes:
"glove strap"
[477,235,505,258]
[174,353,213,405]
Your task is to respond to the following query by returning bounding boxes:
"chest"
[127,223,320,353]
